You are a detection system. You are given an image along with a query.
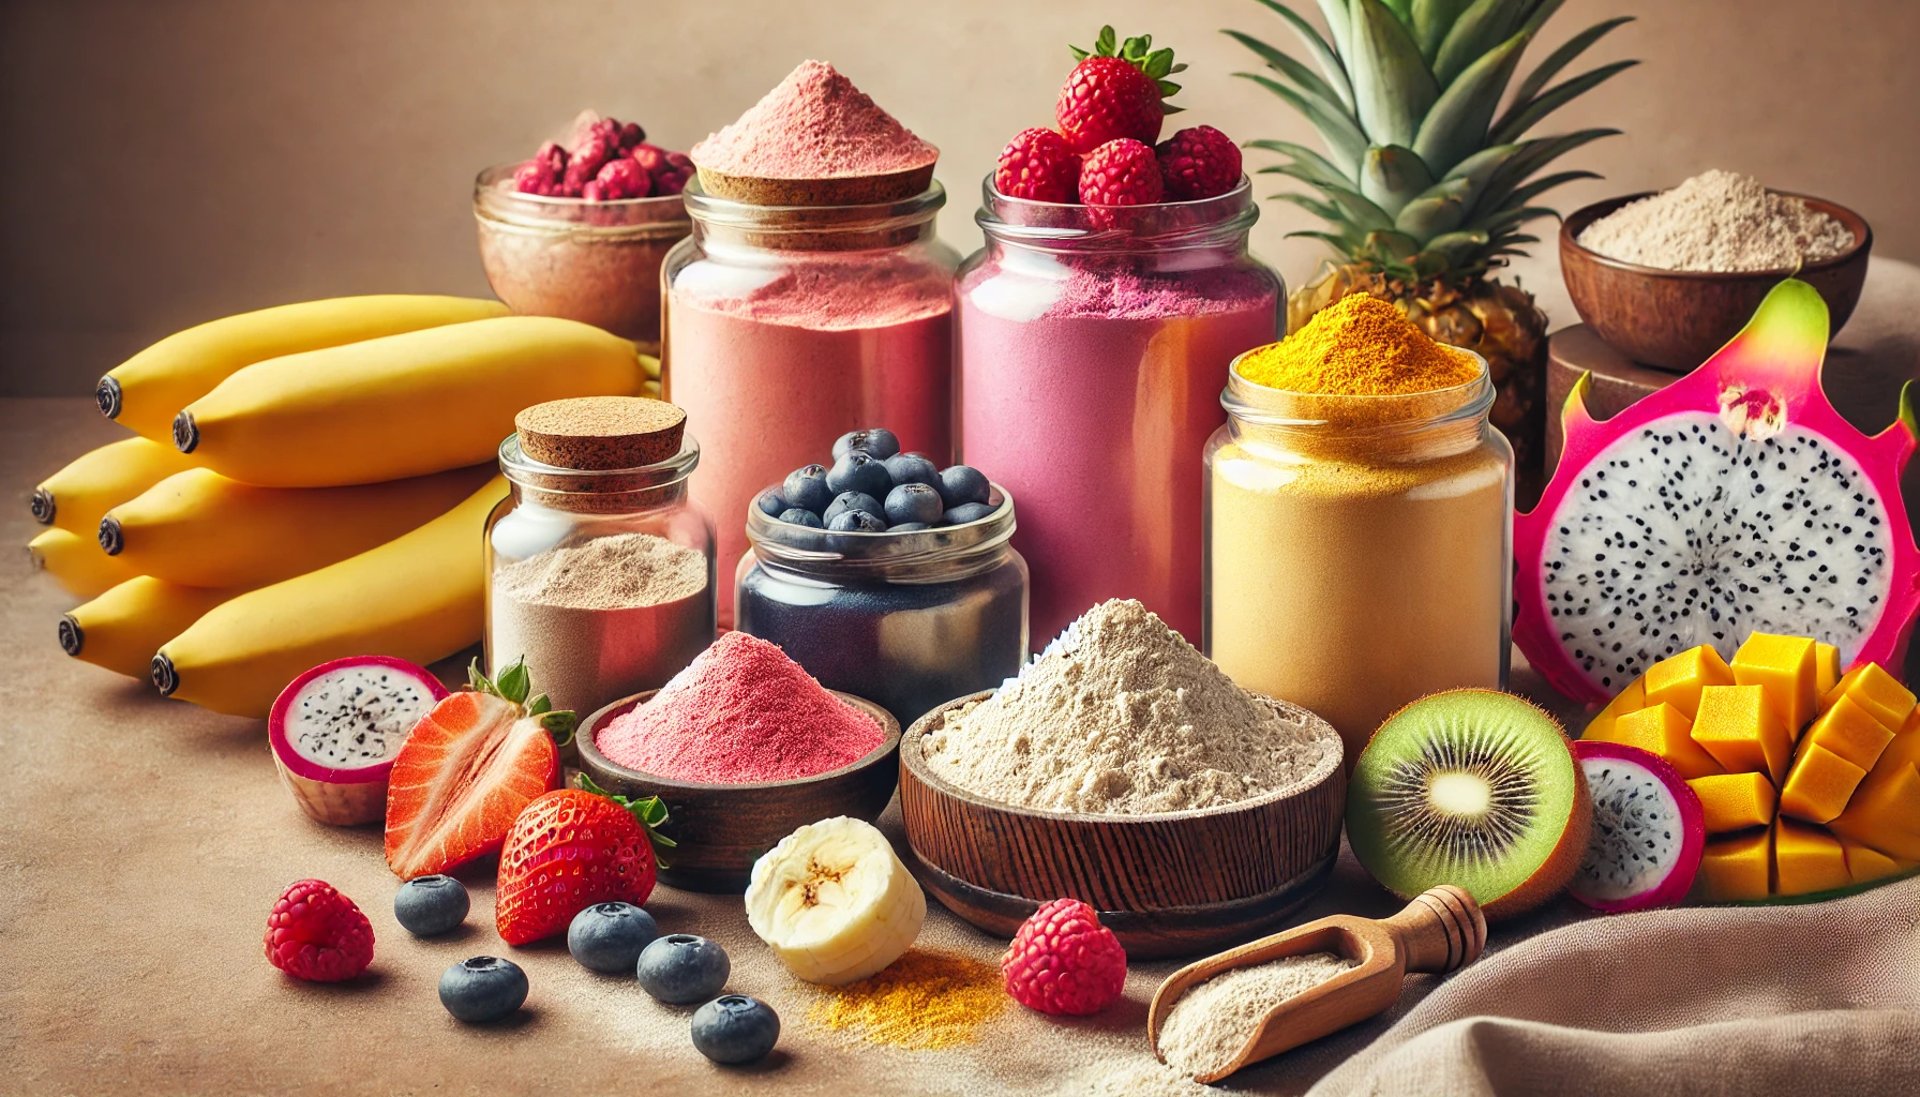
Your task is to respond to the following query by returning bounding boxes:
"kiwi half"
[1346,689,1590,920]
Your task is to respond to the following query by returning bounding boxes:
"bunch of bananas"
[29,295,656,717]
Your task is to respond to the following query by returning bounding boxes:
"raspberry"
[1156,125,1242,201]
[995,128,1081,203]
[1077,138,1164,207]
[562,137,614,196]
[631,143,669,176]
[264,879,374,983]
[593,157,653,200]
[1001,897,1126,1016]
[512,161,556,196]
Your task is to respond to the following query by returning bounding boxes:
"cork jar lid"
[514,397,687,470]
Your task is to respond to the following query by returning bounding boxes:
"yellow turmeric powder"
[806,949,1007,1050]
[1236,294,1478,395]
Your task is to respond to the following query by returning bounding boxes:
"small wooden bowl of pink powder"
[577,632,902,892]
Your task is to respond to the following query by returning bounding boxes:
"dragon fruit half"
[1516,278,1918,705]
[268,655,448,826]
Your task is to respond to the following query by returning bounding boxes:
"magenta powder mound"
[595,632,885,783]
[691,60,937,180]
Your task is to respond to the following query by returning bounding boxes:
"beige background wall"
[3,0,1916,395]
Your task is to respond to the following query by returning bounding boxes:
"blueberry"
[828,509,888,532]
[439,956,528,1023]
[754,487,788,518]
[826,450,893,499]
[394,875,469,937]
[822,491,884,524]
[882,452,940,489]
[889,521,932,531]
[777,507,825,529]
[567,902,659,974]
[832,428,901,461]
[691,994,781,1065]
[936,465,991,508]
[782,465,834,514]
[884,482,944,526]
[941,501,998,526]
[637,934,730,1004]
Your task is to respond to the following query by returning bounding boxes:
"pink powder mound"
[692,60,937,180]
[672,253,952,329]
[594,632,885,783]
[1051,267,1278,321]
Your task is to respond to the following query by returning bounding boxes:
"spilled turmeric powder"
[806,949,1007,1050]
[1236,294,1478,395]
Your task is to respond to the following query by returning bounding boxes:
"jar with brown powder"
[485,397,716,718]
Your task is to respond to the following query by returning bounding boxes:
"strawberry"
[1078,138,1164,207]
[1156,124,1242,201]
[383,659,572,880]
[1055,26,1184,155]
[995,127,1081,202]
[264,879,374,983]
[494,776,675,946]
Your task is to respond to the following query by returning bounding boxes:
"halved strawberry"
[495,776,675,946]
[383,660,573,879]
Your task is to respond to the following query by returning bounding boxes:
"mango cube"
[1581,676,1645,741]
[1822,662,1917,733]
[1804,694,1896,771]
[1839,839,1903,886]
[1691,684,1793,781]
[1814,643,1841,697]
[1772,818,1851,896]
[1600,703,1724,779]
[1828,761,1920,862]
[1644,645,1735,718]
[1778,743,1867,824]
[1732,633,1818,733]
[1687,772,1777,834]
[1696,830,1773,902]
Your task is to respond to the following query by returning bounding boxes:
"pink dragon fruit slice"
[1569,740,1704,913]
[268,655,448,826]
[1516,278,1919,705]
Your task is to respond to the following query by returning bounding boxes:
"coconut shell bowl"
[577,688,901,893]
[1560,191,1871,372]
[898,692,1347,959]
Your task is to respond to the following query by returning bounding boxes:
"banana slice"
[745,816,925,986]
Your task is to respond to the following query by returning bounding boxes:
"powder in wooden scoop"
[1157,952,1358,1077]
[691,60,937,180]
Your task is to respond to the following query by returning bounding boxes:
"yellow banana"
[98,295,509,440]
[32,437,198,535]
[173,316,641,487]
[153,476,508,717]
[62,577,249,680]
[28,529,142,598]
[101,464,494,588]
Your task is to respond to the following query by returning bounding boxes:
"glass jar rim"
[473,163,691,235]
[497,431,701,493]
[1221,348,1495,432]
[680,176,946,232]
[975,175,1257,248]
[744,485,1017,577]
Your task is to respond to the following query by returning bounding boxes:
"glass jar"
[735,488,1027,727]
[474,163,690,359]
[1204,358,1513,764]
[485,432,716,719]
[956,178,1280,648]
[663,178,958,628]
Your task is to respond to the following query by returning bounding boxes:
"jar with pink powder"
[956,179,1281,647]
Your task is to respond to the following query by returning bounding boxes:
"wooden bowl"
[1559,191,1871,372]
[899,692,1347,959]
[577,688,902,893]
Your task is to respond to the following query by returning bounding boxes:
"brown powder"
[1157,952,1358,1078]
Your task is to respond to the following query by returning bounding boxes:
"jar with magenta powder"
[662,180,957,626]
[956,178,1280,647]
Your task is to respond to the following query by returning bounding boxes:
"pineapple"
[1230,0,1636,494]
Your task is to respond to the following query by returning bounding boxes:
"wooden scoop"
[1147,885,1486,1084]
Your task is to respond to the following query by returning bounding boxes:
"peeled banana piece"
[98,295,509,440]
[173,316,643,487]
[28,529,142,599]
[745,816,925,986]
[62,577,250,679]
[101,464,493,588]
[32,437,198,535]
[153,476,507,717]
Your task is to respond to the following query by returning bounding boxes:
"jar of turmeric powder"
[1204,296,1512,764]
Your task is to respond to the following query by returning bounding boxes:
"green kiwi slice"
[1346,689,1590,920]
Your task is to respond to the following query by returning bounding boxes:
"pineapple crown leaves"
[1071,25,1188,110]
[576,772,678,866]
[1229,0,1637,273]
[467,656,577,746]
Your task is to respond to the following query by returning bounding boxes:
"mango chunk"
[1772,818,1851,896]
[1581,675,1645,741]
[1644,645,1735,719]
[1828,761,1920,862]
[1687,772,1777,834]
[1692,684,1793,781]
[1839,839,1904,886]
[1732,633,1818,733]
[1804,694,1897,771]
[1822,662,1917,733]
[1778,743,1867,824]
[1696,830,1773,902]
[1598,703,1724,779]
[1814,643,1841,697]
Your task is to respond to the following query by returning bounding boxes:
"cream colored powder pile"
[1576,169,1854,272]
[920,598,1339,814]
[1157,952,1358,1078]
[493,531,706,609]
